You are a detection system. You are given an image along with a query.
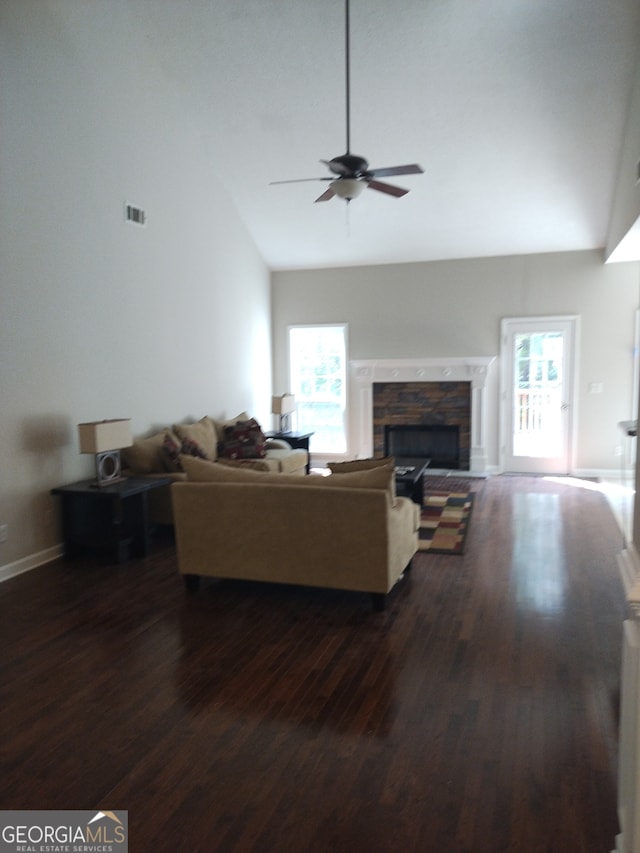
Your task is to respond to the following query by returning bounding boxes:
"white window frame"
[288,323,349,460]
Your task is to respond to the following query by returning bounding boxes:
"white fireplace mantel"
[350,356,496,473]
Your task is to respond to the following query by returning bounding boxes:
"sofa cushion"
[217,458,273,472]
[122,429,181,474]
[181,455,394,494]
[265,447,307,474]
[328,457,395,473]
[328,457,397,502]
[217,452,306,474]
[218,418,267,459]
[173,417,218,460]
[164,429,235,472]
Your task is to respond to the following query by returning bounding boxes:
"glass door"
[501,317,577,474]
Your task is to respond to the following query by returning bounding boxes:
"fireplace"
[350,357,496,473]
[385,424,460,469]
[374,380,470,468]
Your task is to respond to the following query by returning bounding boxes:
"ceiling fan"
[270,0,423,204]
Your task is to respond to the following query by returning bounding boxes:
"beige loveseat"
[121,413,308,524]
[171,457,420,610]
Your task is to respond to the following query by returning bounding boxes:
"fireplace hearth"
[385,424,460,469]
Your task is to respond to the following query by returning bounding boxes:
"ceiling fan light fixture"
[332,178,366,200]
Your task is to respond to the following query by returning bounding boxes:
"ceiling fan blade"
[368,164,424,179]
[270,177,332,185]
[367,179,409,198]
[315,187,336,203]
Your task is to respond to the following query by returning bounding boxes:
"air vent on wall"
[125,203,146,226]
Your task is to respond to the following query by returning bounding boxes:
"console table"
[51,476,171,563]
[266,431,314,474]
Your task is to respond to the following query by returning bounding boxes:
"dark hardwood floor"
[0,476,627,852]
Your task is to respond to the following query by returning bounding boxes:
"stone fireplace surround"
[375,383,470,469]
[350,357,496,474]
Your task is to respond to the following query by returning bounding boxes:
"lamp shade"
[271,394,296,415]
[78,419,133,453]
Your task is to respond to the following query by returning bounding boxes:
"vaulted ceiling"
[132,0,640,270]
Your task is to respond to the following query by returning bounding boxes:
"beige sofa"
[171,457,420,610]
[121,413,308,524]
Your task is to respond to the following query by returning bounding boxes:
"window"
[289,324,347,454]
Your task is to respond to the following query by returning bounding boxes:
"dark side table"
[265,431,314,474]
[51,476,171,563]
[394,458,431,505]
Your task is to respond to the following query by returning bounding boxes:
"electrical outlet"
[0,523,8,543]
[614,445,624,457]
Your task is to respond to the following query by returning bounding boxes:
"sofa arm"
[387,495,420,574]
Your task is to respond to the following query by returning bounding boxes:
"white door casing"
[500,316,578,475]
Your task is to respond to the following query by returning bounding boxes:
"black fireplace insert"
[384,424,460,469]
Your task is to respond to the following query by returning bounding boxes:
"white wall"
[0,1,271,573]
[272,250,640,472]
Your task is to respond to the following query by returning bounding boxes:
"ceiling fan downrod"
[345,0,351,155]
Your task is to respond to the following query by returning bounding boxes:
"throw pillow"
[173,417,218,460]
[160,430,182,472]
[180,437,208,459]
[218,418,267,460]
[211,412,250,442]
[122,430,179,474]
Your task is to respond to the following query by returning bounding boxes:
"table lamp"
[78,419,133,487]
[271,394,296,433]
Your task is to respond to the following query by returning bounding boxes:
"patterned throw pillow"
[180,437,208,459]
[160,431,209,471]
[172,417,218,460]
[160,431,182,471]
[218,418,267,459]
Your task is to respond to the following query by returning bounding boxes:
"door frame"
[499,315,580,475]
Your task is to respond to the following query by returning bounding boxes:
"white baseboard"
[0,544,63,584]
[573,467,635,480]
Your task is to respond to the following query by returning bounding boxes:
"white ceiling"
[133,0,640,271]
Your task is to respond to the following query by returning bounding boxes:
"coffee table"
[394,457,430,505]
